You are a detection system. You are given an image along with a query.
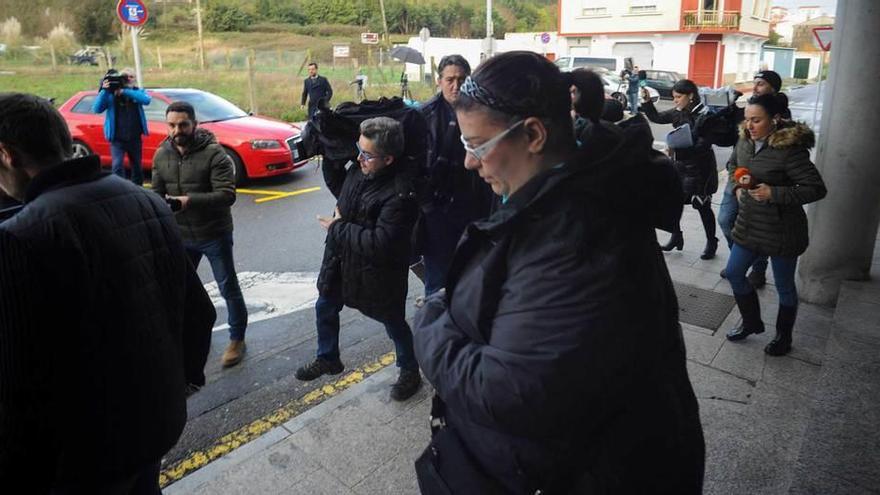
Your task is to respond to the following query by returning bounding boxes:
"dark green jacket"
[728,121,826,257]
[152,129,236,243]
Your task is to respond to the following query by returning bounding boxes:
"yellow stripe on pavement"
[235,186,321,204]
[158,352,396,488]
[253,186,322,204]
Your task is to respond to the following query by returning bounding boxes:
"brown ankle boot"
[222,340,246,367]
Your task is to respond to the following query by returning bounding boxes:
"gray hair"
[359,117,404,158]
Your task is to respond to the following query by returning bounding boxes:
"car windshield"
[157,90,247,123]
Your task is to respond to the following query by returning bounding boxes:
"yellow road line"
[235,186,321,204]
[253,186,322,204]
[159,352,396,488]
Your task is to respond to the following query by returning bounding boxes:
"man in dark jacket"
[0,93,214,493]
[301,62,334,119]
[152,101,249,368]
[417,54,493,295]
[91,67,151,185]
[296,117,421,401]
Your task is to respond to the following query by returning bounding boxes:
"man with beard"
[152,101,249,368]
[416,55,494,296]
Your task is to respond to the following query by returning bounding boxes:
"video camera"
[101,69,128,92]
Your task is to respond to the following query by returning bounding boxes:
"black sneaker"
[390,369,422,402]
[295,358,344,381]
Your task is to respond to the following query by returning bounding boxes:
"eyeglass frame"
[459,119,525,161]
[356,142,383,162]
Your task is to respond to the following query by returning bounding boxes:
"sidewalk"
[163,192,880,494]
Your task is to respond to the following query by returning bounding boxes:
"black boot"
[726,292,765,341]
[747,269,767,289]
[661,231,684,251]
[701,237,718,260]
[765,305,797,356]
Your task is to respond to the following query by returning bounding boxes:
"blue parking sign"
[117,0,149,27]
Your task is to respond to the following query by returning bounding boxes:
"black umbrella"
[390,46,426,65]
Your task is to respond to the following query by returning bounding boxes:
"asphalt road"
[164,98,737,475]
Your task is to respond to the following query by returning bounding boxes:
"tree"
[257,0,273,19]
[73,0,116,44]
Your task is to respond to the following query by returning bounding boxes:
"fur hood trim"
[739,121,815,150]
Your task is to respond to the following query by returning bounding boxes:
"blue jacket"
[91,88,151,142]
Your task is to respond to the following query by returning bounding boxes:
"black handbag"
[414,395,507,495]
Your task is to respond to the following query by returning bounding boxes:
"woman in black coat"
[413,51,704,495]
[724,93,826,356]
[642,79,720,259]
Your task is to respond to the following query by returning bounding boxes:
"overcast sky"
[773,0,838,16]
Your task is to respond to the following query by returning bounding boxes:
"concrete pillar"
[797,0,880,306]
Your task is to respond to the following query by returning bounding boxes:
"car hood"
[205,116,300,139]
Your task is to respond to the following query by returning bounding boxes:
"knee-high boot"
[765,304,797,356]
[726,291,765,341]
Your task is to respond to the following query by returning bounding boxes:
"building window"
[582,7,608,16]
[629,0,657,13]
[752,0,771,18]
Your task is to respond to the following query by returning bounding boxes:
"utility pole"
[485,0,494,57]
[378,0,390,45]
[195,0,207,70]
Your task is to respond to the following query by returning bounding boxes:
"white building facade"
[558,0,771,86]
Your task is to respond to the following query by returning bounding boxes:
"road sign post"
[811,27,832,131]
[116,0,148,85]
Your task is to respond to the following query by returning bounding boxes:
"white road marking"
[207,271,319,332]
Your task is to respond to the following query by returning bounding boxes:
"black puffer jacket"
[152,128,236,243]
[414,137,705,494]
[729,121,826,257]
[318,161,418,321]
[0,156,214,490]
[643,100,719,200]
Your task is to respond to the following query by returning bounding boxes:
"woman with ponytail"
[413,51,704,494]
[723,93,826,356]
[642,79,720,259]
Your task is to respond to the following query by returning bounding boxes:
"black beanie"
[754,70,782,93]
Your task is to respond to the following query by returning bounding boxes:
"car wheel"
[224,147,247,186]
[612,93,627,108]
[71,140,93,159]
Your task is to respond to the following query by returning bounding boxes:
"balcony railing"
[682,10,741,30]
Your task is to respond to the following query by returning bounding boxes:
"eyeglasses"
[356,142,382,162]
[459,120,524,161]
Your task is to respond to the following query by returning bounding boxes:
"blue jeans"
[718,183,768,274]
[185,233,248,341]
[628,92,639,114]
[110,139,144,186]
[726,243,799,307]
[314,293,417,370]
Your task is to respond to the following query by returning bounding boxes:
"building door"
[794,58,811,79]
[613,42,655,69]
[690,40,719,87]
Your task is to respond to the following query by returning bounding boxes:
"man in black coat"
[417,54,493,295]
[295,116,421,401]
[0,93,215,493]
[301,62,334,119]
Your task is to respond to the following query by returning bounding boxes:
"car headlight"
[250,140,282,150]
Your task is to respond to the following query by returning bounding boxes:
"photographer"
[91,68,151,186]
[296,117,421,402]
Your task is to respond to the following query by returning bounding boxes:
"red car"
[59,88,308,184]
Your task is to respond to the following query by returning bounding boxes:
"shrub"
[206,4,255,32]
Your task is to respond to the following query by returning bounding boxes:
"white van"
[554,55,626,73]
